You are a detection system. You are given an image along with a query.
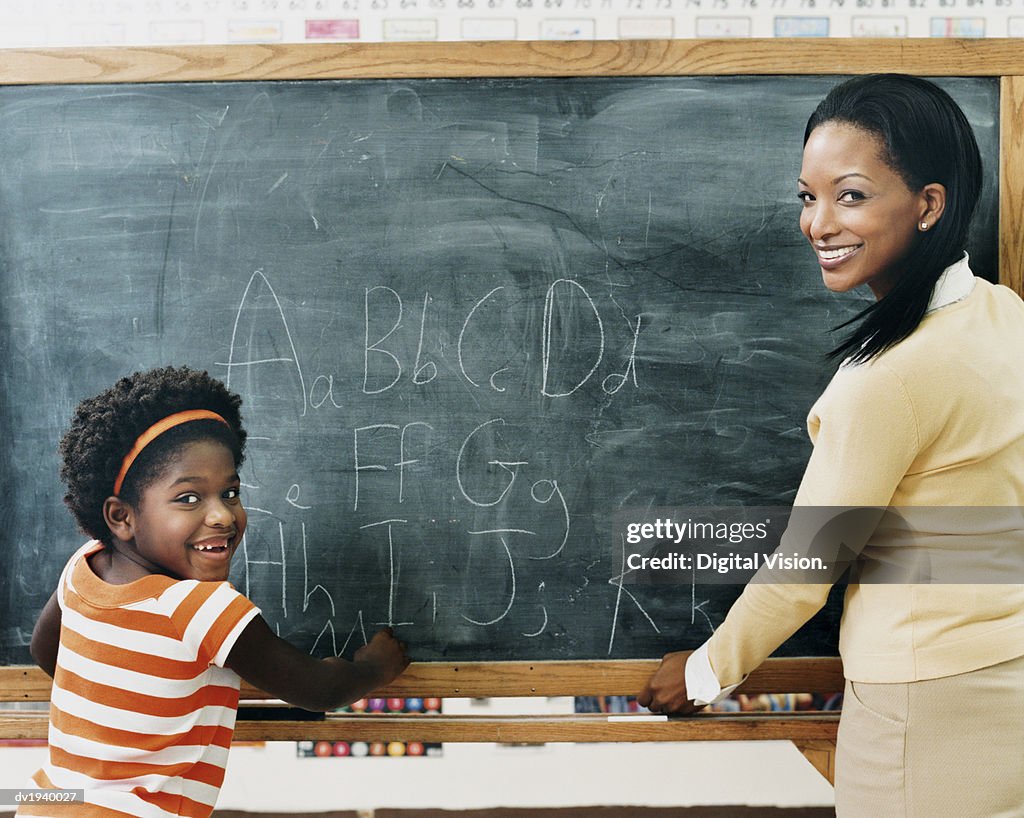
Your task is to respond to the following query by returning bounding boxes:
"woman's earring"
[920,222,929,231]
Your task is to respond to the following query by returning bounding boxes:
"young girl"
[21,366,409,818]
[639,75,1024,816]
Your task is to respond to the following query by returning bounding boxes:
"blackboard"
[0,74,999,666]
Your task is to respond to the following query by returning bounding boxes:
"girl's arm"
[31,590,62,678]
[225,615,409,712]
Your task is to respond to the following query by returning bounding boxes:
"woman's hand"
[637,650,704,715]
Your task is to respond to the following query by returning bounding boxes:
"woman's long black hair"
[805,74,983,364]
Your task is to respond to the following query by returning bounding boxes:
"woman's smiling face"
[798,122,933,300]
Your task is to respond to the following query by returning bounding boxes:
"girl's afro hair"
[59,366,246,544]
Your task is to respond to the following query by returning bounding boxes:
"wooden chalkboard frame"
[3,38,1024,784]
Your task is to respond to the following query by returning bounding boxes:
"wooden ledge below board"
[0,658,845,701]
[0,709,839,743]
[0,709,840,784]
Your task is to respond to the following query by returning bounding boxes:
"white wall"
[0,0,1021,46]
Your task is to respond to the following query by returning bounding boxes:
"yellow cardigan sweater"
[707,266,1024,685]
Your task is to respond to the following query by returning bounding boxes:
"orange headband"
[113,410,229,496]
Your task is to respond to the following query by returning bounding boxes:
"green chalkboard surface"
[0,75,999,664]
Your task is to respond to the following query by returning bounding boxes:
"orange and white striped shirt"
[19,540,260,818]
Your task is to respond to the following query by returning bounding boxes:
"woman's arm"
[31,590,62,678]
[703,364,922,687]
[640,363,921,712]
[225,615,409,712]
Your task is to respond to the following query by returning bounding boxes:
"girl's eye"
[177,493,201,505]
[224,487,241,501]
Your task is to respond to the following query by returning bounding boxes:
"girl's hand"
[354,627,410,687]
[227,616,409,711]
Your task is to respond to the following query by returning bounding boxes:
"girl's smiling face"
[116,439,246,582]
[798,123,942,300]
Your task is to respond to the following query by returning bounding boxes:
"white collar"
[841,253,976,368]
[926,253,975,314]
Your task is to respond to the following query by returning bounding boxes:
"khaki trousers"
[835,652,1024,818]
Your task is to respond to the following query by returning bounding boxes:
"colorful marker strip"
[298,739,442,758]
[296,697,444,758]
